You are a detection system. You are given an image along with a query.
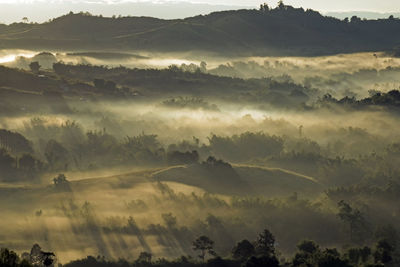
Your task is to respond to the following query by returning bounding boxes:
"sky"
[0,0,399,24]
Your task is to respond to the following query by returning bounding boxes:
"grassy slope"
[1,9,400,55]
[151,164,322,196]
[0,164,322,199]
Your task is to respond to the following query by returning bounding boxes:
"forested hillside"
[1,3,400,55]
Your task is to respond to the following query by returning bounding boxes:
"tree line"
[1,228,396,267]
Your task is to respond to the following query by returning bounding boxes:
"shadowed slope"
[1,7,400,55]
[152,164,322,196]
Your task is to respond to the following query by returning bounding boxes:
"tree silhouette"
[374,239,394,265]
[346,246,371,265]
[137,252,152,263]
[29,244,56,267]
[0,248,19,267]
[337,200,370,244]
[317,248,350,267]
[192,235,216,261]
[292,240,321,267]
[277,0,285,9]
[297,240,319,254]
[53,174,71,191]
[245,255,279,267]
[232,239,255,261]
[18,154,35,171]
[255,229,276,257]
[350,16,361,23]
[29,62,40,74]
[45,140,69,171]
[0,129,33,155]
[0,148,15,174]
[259,3,269,12]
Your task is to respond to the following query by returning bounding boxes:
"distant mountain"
[0,1,251,24]
[326,11,400,20]
[1,5,400,56]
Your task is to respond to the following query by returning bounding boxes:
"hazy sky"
[0,0,399,24]
[0,0,398,10]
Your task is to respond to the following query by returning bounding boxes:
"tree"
[337,200,370,244]
[45,140,69,171]
[374,224,398,249]
[137,252,152,263]
[0,248,19,267]
[297,240,319,254]
[29,244,55,267]
[199,61,207,72]
[255,229,276,257]
[30,244,42,266]
[192,235,216,261]
[29,62,41,73]
[0,148,15,175]
[207,257,231,267]
[0,129,33,155]
[42,252,55,267]
[19,154,35,171]
[259,3,269,12]
[22,17,29,23]
[318,248,351,267]
[292,240,321,267]
[232,239,255,261]
[346,247,371,266]
[245,255,279,267]
[350,16,361,23]
[277,0,285,9]
[168,65,180,72]
[29,244,56,267]
[53,174,71,191]
[374,239,393,265]
[162,213,177,228]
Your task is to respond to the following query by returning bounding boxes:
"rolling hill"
[151,163,322,196]
[1,5,400,56]
[0,164,322,202]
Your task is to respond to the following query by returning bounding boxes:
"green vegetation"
[2,2,400,266]
[1,4,400,56]
[1,227,397,266]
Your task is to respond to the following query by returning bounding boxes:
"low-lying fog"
[2,48,400,264]
[1,99,399,155]
[2,48,400,100]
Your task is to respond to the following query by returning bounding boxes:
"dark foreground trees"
[0,248,30,267]
[232,240,255,262]
[192,236,216,261]
[1,229,398,267]
[29,62,40,74]
[0,244,56,267]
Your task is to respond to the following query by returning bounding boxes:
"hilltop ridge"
[1,5,400,56]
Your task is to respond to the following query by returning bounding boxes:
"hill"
[0,163,322,202]
[152,163,322,196]
[1,5,400,56]
[326,11,400,20]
